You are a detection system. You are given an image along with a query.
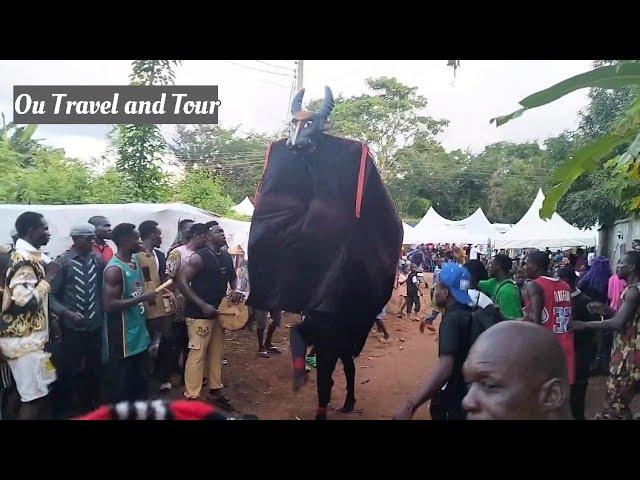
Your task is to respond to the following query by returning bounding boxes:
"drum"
[136,252,171,320]
[217,298,249,331]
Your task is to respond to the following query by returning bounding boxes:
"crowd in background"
[393,239,640,420]
[2,208,640,420]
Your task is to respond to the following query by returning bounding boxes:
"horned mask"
[286,86,335,151]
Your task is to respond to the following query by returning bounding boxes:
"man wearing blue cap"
[394,262,474,420]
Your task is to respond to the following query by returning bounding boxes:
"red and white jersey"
[526,276,575,385]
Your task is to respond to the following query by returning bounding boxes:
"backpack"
[468,292,505,345]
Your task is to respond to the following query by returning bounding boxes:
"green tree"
[546,61,640,227]
[9,150,93,204]
[84,168,138,204]
[112,60,181,201]
[308,77,448,181]
[171,125,272,202]
[388,135,465,218]
[490,60,640,219]
[0,113,41,164]
[478,142,551,223]
[173,168,235,215]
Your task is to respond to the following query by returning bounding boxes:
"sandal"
[306,356,317,369]
[266,345,282,354]
[258,351,270,358]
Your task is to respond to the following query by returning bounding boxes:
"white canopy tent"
[492,223,512,235]
[411,206,493,245]
[494,189,596,250]
[0,203,252,259]
[450,207,496,243]
[413,207,450,231]
[231,196,254,217]
[402,221,421,245]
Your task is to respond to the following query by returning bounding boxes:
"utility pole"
[296,60,304,91]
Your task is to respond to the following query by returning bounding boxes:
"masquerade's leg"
[340,352,356,412]
[316,346,338,420]
[291,325,308,391]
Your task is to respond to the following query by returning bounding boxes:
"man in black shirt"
[404,263,421,321]
[177,221,241,408]
[394,262,473,420]
[50,224,104,417]
[558,267,598,420]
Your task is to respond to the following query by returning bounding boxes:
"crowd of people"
[0,211,259,420]
[2,208,640,420]
[393,241,640,420]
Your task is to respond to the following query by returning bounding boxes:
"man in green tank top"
[102,223,158,404]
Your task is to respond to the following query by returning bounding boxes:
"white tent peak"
[414,206,449,230]
[494,188,595,249]
[451,207,489,225]
[232,196,254,216]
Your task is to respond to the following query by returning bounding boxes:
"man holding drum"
[177,221,242,410]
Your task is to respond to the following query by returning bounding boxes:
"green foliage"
[490,59,640,221]
[129,60,181,86]
[7,69,638,232]
[84,168,140,204]
[171,125,272,202]
[308,77,448,181]
[173,168,234,215]
[113,123,170,202]
[5,150,93,204]
[112,60,181,202]
[491,61,640,127]
[406,197,431,218]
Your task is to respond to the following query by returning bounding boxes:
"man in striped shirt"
[50,224,105,417]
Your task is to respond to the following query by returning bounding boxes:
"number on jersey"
[552,306,572,334]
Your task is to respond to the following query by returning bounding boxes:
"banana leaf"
[491,62,640,127]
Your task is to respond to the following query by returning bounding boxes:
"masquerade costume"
[247,87,402,418]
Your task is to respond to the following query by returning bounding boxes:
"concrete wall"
[599,218,640,267]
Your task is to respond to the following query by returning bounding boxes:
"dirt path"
[165,279,438,420]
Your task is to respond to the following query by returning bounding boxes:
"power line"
[173,151,268,158]
[255,78,290,89]
[172,152,552,174]
[223,60,293,78]
[255,60,293,71]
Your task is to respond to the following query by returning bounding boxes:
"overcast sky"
[0,60,594,164]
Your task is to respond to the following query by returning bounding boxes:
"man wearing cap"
[394,262,474,420]
[50,223,105,417]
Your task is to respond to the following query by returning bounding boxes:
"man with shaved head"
[462,321,573,420]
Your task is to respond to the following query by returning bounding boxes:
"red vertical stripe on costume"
[355,144,368,218]
[253,143,273,208]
